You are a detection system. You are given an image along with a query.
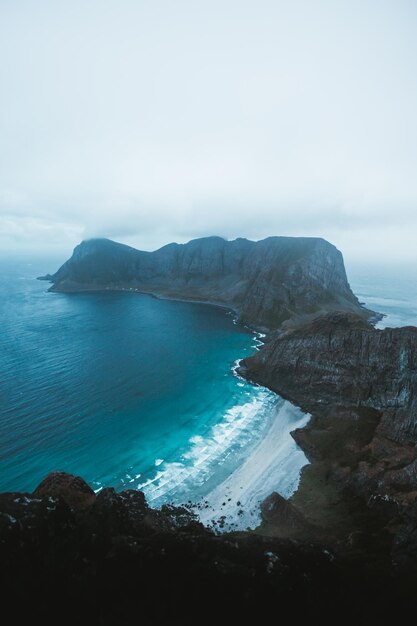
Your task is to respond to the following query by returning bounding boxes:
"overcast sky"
[1,0,416,264]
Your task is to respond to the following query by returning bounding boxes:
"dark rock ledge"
[0,470,415,625]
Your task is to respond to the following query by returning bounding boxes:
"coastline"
[42,278,384,534]
[136,330,307,525]
[46,281,378,333]
[47,282,313,523]
[46,282,272,333]
[195,400,310,532]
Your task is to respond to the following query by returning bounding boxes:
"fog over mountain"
[1,0,416,262]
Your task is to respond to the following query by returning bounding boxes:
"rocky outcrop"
[260,492,316,537]
[2,470,416,622]
[239,312,417,566]
[240,312,417,444]
[33,471,96,510]
[0,471,362,624]
[40,236,374,329]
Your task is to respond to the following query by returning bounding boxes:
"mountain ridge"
[40,235,374,330]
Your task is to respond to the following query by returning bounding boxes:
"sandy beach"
[196,400,310,532]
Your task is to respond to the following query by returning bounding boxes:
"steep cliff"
[239,313,417,564]
[240,313,417,445]
[41,236,373,329]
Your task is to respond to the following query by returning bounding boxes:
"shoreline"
[46,282,380,334]
[42,281,336,535]
[195,400,310,532]
[45,282,273,333]
[137,333,296,523]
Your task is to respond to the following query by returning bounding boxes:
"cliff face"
[239,313,417,559]
[43,236,371,329]
[241,313,417,445]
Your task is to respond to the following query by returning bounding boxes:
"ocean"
[348,263,417,329]
[0,257,307,520]
[1,257,414,530]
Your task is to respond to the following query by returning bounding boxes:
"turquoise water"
[0,258,279,501]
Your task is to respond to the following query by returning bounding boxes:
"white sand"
[196,400,310,532]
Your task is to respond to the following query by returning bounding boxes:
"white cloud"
[1,0,416,262]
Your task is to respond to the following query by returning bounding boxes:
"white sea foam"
[137,326,310,532]
[251,331,267,350]
[138,393,310,534]
[138,390,278,505]
[197,401,310,532]
[231,358,245,379]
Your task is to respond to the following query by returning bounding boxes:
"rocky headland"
[39,235,375,329]
[239,313,417,566]
[2,236,416,622]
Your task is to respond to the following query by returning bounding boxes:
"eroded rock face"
[40,236,372,329]
[240,312,417,444]
[240,312,417,563]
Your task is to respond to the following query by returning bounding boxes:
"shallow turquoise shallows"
[0,258,278,501]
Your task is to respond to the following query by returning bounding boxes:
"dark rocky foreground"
[0,471,415,625]
[39,235,373,329]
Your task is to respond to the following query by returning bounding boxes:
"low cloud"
[1,0,416,263]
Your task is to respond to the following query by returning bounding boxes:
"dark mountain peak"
[156,235,227,254]
[76,237,115,250]
[80,237,111,244]
[74,238,138,255]
[181,235,228,251]
[188,235,227,244]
